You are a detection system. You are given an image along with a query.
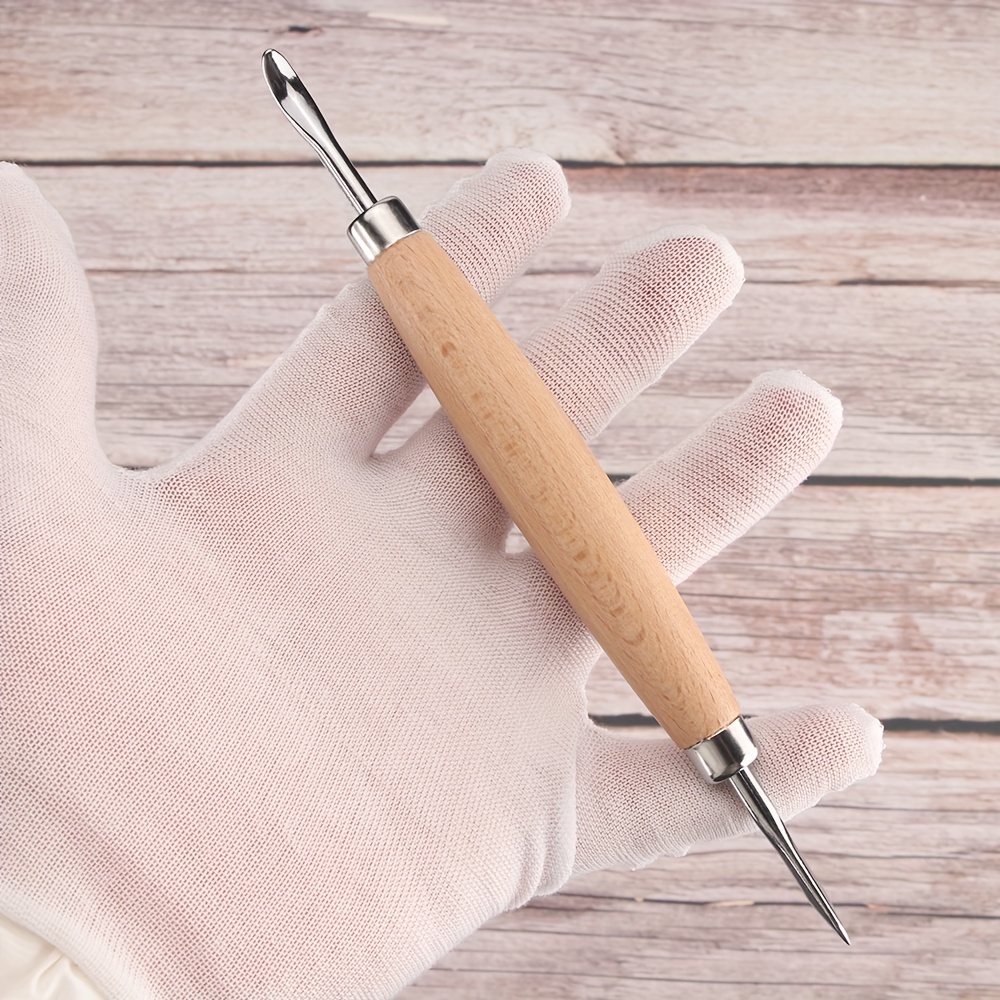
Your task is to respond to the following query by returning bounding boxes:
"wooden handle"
[369,229,740,748]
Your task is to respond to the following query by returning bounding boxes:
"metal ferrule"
[348,197,421,264]
[685,716,758,782]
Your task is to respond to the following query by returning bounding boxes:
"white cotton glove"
[0,151,882,1000]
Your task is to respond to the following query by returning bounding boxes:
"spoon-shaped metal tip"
[262,48,377,215]
[727,766,851,944]
[261,48,294,99]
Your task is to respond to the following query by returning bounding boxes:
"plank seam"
[590,715,1000,733]
[607,475,1000,487]
[12,159,1000,171]
[804,476,1000,487]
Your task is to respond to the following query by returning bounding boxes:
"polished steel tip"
[727,766,851,945]
[261,48,377,215]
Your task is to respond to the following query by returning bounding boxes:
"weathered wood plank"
[585,484,1000,722]
[411,915,1000,999]
[406,730,1000,998]
[3,1,1000,165]
[22,165,1000,477]
[28,163,1000,282]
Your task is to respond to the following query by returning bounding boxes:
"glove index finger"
[420,147,571,303]
[206,149,570,467]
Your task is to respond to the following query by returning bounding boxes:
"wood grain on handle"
[369,229,740,748]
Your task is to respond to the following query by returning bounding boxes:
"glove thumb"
[0,164,100,461]
[573,703,883,875]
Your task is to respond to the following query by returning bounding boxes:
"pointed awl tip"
[726,766,851,945]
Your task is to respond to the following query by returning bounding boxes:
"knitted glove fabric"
[0,151,882,999]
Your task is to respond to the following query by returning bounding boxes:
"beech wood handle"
[369,229,740,748]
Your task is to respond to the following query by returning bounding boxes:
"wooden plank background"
[1,1,998,997]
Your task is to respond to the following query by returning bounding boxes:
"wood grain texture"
[29,164,1000,282]
[372,228,741,747]
[3,1,1000,165]
[404,730,1000,999]
[21,164,1000,477]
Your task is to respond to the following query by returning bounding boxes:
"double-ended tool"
[261,49,850,944]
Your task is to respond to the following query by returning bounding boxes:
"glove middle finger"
[386,225,744,542]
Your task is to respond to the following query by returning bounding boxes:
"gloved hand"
[0,150,881,1000]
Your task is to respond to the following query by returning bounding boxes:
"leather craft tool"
[262,48,850,943]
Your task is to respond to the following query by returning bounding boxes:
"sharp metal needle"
[728,766,850,944]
